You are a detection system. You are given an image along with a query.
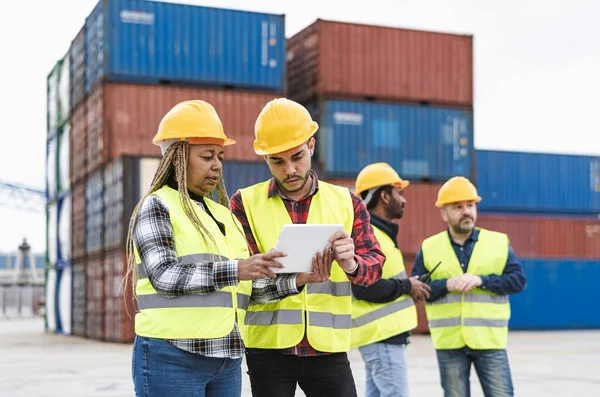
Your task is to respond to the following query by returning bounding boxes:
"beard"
[275,170,311,193]
[392,205,404,220]
[452,216,475,234]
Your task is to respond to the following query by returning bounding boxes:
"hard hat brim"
[355,179,409,196]
[395,180,410,189]
[435,195,482,208]
[152,136,236,146]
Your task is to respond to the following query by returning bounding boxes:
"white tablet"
[270,224,345,274]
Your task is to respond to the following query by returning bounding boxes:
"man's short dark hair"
[360,185,394,210]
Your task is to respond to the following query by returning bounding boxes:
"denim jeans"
[436,347,514,397]
[358,343,410,397]
[245,349,357,397]
[132,336,242,397]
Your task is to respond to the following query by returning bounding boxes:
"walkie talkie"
[419,261,442,284]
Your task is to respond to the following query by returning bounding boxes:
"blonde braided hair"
[123,141,233,299]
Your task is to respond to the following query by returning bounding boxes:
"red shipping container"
[323,178,355,190]
[478,214,600,259]
[84,82,279,173]
[71,181,86,260]
[396,183,446,255]
[103,248,137,343]
[477,215,541,257]
[85,254,105,341]
[70,104,87,184]
[287,19,473,107]
[86,87,104,175]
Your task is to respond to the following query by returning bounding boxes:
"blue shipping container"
[509,258,600,330]
[476,150,600,214]
[313,100,473,181]
[85,169,104,255]
[85,0,285,93]
[221,161,273,198]
[70,27,86,111]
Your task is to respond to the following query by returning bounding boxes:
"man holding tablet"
[230,98,385,397]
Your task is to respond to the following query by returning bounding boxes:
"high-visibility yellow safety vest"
[134,185,253,340]
[351,225,417,348]
[239,180,354,352]
[422,228,510,350]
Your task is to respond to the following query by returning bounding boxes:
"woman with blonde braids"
[126,100,333,397]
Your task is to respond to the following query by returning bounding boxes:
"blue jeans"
[132,336,242,397]
[358,343,409,397]
[436,347,514,397]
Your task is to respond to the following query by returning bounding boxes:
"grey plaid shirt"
[133,192,300,359]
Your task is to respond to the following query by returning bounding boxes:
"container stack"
[474,150,600,330]
[287,19,475,332]
[46,0,286,342]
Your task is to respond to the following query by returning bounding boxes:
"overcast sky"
[0,0,598,254]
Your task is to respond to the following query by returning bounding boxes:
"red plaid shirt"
[230,171,384,356]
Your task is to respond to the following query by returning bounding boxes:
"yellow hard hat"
[152,100,235,154]
[253,98,318,155]
[435,176,482,208]
[355,162,409,196]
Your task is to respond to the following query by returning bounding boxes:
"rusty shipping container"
[72,259,86,337]
[478,214,600,259]
[84,82,278,173]
[85,254,105,341]
[71,181,86,260]
[287,19,473,107]
[70,104,87,185]
[104,249,136,343]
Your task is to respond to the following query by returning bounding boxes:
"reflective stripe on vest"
[239,180,355,352]
[134,185,252,340]
[422,228,510,350]
[350,225,417,348]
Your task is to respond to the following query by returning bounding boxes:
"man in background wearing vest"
[412,176,527,397]
[351,163,431,397]
[230,98,385,397]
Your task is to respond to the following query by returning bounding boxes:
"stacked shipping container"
[46,0,287,342]
[288,19,474,182]
[474,149,600,330]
